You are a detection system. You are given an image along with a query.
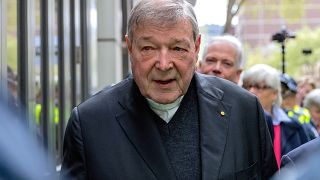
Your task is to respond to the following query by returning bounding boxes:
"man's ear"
[195,34,201,54]
[125,35,132,54]
[197,59,207,73]
[236,69,243,83]
[197,60,203,70]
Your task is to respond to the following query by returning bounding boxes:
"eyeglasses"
[243,84,272,91]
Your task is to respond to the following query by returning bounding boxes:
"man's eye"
[223,62,233,67]
[142,46,154,51]
[205,59,216,64]
[173,47,185,52]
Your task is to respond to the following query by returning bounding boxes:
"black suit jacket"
[61,73,277,180]
[280,120,310,156]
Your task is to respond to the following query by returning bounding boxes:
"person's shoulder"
[195,73,256,100]
[195,73,234,91]
[276,138,320,179]
[284,137,320,163]
[102,76,133,94]
[282,115,306,131]
[78,77,133,109]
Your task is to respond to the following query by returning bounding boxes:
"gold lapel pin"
[220,111,225,116]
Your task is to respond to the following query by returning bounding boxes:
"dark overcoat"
[61,73,278,180]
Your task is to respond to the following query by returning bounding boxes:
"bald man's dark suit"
[61,73,277,180]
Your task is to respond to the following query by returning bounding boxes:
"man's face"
[126,20,201,104]
[198,41,241,83]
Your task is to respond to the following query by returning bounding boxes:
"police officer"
[280,73,318,139]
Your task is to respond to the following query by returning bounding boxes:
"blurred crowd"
[198,34,320,179]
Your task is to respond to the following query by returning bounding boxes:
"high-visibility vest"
[287,105,311,124]
[35,104,42,125]
[35,104,59,125]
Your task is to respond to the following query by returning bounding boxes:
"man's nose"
[214,61,222,70]
[156,49,173,71]
[212,61,222,74]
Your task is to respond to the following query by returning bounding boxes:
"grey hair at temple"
[127,0,199,42]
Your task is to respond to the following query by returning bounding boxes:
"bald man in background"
[198,35,244,84]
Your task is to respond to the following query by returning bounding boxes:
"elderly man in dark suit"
[60,0,277,179]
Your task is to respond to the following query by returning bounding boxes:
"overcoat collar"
[116,80,176,180]
[116,73,231,180]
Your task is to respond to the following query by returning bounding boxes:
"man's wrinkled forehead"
[133,16,186,31]
[135,34,192,47]
[131,18,193,40]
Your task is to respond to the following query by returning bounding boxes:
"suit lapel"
[195,74,231,180]
[116,81,175,180]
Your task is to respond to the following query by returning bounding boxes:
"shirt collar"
[147,96,184,123]
[271,105,291,125]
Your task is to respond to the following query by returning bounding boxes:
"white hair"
[202,35,244,69]
[304,89,320,109]
[127,0,199,42]
[242,64,282,106]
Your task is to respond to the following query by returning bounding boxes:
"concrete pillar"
[96,0,122,91]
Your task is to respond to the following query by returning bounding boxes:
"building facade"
[236,0,320,47]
